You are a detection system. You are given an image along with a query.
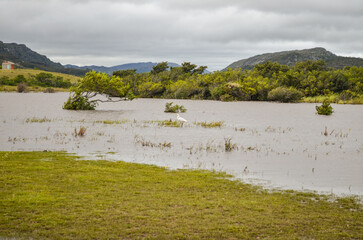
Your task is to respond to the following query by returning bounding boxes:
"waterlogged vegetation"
[316,99,334,115]
[74,126,87,137]
[0,151,361,239]
[64,60,363,109]
[195,121,224,128]
[25,117,52,123]
[134,135,172,149]
[94,119,130,125]
[63,71,135,110]
[224,137,238,152]
[147,119,183,128]
[164,101,187,113]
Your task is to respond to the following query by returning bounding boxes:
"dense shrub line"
[112,60,363,103]
[0,72,73,89]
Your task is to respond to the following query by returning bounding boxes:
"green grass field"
[0,85,70,92]
[0,69,80,83]
[0,151,362,239]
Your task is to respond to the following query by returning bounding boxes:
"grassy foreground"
[0,152,362,239]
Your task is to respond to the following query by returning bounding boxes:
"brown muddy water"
[0,92,362,196]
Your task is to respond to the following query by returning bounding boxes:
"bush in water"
[316,99,333,115]
[164,102,187,113]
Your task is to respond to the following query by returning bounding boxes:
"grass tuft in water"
[134,135,172,149]
[224,137,238,152]
[25,117,51,123]
[74,126,86,137]
[94,119,130,124]
[195,121,224,128]
[146,119,182,127]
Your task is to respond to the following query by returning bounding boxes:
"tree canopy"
[63,71,134,110]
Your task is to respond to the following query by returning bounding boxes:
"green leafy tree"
[254,61,288,78]
[151,62,168,74]
[193,66,208,74]
[330,71,349,92]
[294,60,327,73]
[63,71,134,110]
[35,73,54,86]
[181,62,197,74]
[113,69,137,78]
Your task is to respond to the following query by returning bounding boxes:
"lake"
[0,92,362,196]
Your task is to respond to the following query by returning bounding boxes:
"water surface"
[0,92,362,196]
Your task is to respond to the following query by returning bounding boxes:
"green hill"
[0,41,87,76]
[224,48,363,70]
[0,69,80,84]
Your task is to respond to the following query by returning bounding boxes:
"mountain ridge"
[65,62,181,75]
[0,41,87,76]
[224,47,363,70]
[0,41,180,76]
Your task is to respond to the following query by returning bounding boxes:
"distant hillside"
[224,48,363,70]
[65,62,181,75]
[0,69,80,84]
[0,41,87,76]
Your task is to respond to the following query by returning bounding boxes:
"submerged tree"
[316,99,333,115]
[63,71,134,110]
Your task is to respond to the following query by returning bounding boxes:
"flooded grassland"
[0,92,362,196]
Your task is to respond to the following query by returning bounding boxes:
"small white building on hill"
[2,61,15,70]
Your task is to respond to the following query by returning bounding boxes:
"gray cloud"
[0,0,362,70]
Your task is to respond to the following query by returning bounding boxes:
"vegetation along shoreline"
[1,60,362,106]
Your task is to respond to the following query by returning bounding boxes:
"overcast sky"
[1,0,363,71]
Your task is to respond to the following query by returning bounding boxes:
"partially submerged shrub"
[164,102,187,113]
[17,82,28,93]
[63,94,96,110]
[316,99,333,115]
[267,87,303,103]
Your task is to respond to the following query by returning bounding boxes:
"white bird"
[176,114,187,123]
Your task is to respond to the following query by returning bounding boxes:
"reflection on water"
[1,92,362,196]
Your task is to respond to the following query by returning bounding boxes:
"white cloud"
[0,0,362,70]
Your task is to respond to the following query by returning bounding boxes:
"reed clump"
[224,137,237,152]
[25,117,51,123]
[74,126,87,137]
[134,135,172,149]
